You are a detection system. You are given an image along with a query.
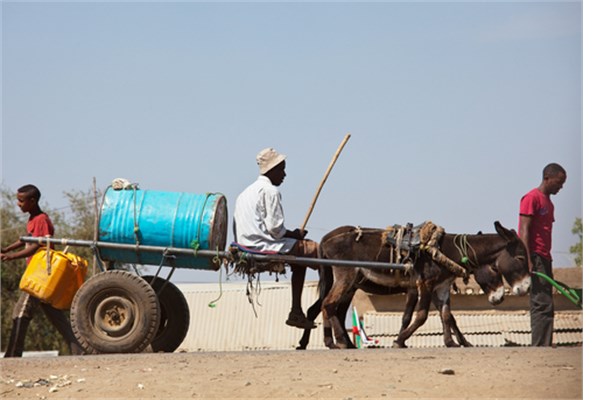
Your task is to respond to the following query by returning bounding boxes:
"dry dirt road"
[0,346,583,399]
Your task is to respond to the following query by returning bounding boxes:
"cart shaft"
[20,236,410,271]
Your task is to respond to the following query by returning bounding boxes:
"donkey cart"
[21,186,412,355]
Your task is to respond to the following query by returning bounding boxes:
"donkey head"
[472,263,506,305]
[494,221,531,296]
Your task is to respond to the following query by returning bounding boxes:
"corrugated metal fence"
[175,281,582,352]
[363,311,582,348]
[177,281,323,352]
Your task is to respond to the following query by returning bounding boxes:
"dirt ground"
[0,346,583,399]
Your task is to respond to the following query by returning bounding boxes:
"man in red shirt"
[519,163,567,347]
[1,185,82,357]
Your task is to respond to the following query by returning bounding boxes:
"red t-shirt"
[26,213,54,262]
[519,188,554,260]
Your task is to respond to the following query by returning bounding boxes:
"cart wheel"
[142,276,190,353]
[70,270,160,354]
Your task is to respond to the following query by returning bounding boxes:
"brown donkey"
[298,221,530,349]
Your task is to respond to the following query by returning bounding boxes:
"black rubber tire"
[142,276,190,353]
[70,270,160,354]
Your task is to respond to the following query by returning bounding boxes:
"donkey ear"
[494,221,517,241]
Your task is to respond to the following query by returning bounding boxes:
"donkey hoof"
[392,341,407,349]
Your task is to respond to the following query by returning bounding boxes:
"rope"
[354,226,363,242]
[394,226,405,264]
[453,234,479,268]
[245,272,262,318]
[227,244,288,316]
[89,242,106,273]
[320,227,382,247]
[46,236,52,275]
[132,186,141,246]
[190,239,200,257]
[208,263,224,308]
[192,193,211,252]
[212,246,222,268]
[153,250,173,283]
[171,192,185,249]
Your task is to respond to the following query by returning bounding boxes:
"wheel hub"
[94,296,135,337]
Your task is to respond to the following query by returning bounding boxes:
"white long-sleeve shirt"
[233,176,297,253]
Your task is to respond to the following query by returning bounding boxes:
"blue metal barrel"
[97,187,228,270]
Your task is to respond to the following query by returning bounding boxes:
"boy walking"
[1,184,83,357]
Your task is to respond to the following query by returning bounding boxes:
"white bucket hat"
[256,147,287,174]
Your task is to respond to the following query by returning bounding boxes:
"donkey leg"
[337,291,356,349]
[321,287,345,349]
[402,287,418,331]
[325,292,355,349]
[321,297,336,349]
[432,289,460,348]
[432,284,473,347]
[392,288,418,348]
[449,313,472,347]
[322,302,348,349]
[394,286,433,348]
[321,268,357,349]
[437,299,472,347]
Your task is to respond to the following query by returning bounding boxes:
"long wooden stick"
[93,177,98,275]
[301,133,351,231]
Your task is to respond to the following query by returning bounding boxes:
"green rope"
[208,263,224,308]
[207,246,226,308]
[190,238,200,257]
[212,246,222,267]
[454,234,478,267]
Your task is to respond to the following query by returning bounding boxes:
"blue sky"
[2,1,585,284]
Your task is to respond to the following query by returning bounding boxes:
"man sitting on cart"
[233,148,318,330]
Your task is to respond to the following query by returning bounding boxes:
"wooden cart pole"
[92,177,99,275]
[300,133,351,231]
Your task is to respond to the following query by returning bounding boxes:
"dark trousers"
[288,239,319,313]
[4,291,83,357]
[529,253,554,347]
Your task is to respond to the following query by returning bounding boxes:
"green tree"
[1,187,31,351]
[1,185,100,354]
[569,217,583,267]
[58,190,101,268]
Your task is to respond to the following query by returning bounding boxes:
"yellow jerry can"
[19,249,88,310]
